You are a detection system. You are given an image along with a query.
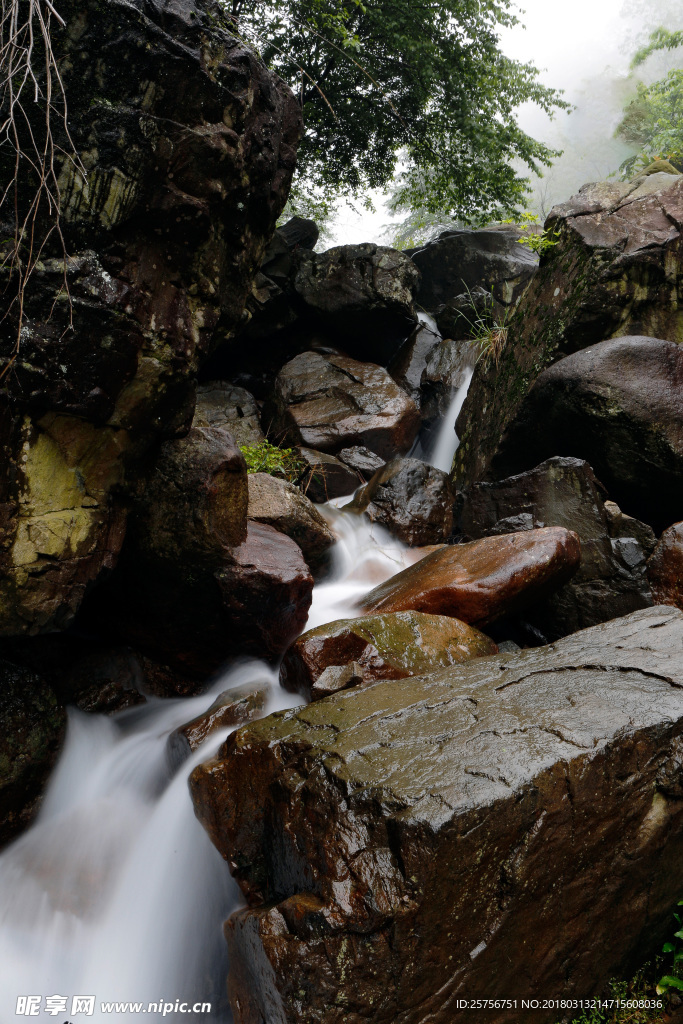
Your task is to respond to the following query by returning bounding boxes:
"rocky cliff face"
[454,173,683,489]
[0,0,301,634]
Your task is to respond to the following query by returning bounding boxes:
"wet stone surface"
[191,606,683,1024]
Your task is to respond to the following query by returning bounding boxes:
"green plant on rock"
[656,898,683,996]
[449,284,512,370]
[239,440,305,483]
[503,211,561,255]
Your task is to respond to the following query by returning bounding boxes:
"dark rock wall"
[0,0,302,635]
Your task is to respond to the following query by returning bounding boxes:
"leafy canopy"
[228,0,568,224]
[616,28,683,177]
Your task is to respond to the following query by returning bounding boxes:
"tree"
[229,0,568,225]
[616,28,683,177]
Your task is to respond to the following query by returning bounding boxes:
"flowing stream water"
[0,332,471,1023]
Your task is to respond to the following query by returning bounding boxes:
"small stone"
[168,683,268,769]
[310,663,364,701]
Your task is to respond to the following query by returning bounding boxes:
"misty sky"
[330,0,667,244]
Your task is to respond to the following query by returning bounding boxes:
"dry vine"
[0,0,84,379]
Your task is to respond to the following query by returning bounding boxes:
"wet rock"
[0,0,301,634]
[239,218,319,342]
[247,473,335,574]
[603,501,657,557]
[191,606,683,1024]
[292,244,420,363]
[459,457,654,639]
[454,175,683,490]
[408,227,538,313]
[0,634,148,712]
[337,447,385,480]
[133,426,248,564]
[0,412,128,635]
[280,610,497,700]
[310,662,365,701]
[387,320,441,404]
[56,647,146,713]
[296,448,361,502]
[434,286,505,341]
[0,661,66,846]
[268,351,420,460]
[193,383,264,448]
[488,336,683,531]
[93,522,313,676]
[360,527,581,626]
[346,458,454,546]
[648,523,683,610]
[168,683,268,769]
[420,338,474,429]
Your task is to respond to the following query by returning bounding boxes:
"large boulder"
[360,527,581,626]
[280,610,497,700]
[92,521,313,676]
[408,226,538,313]
[454,174,683,489]
[345,458,454,546]
[648,522,683,610]
[292,244,420,363]
[488,336,683,531]
[0,0,301,634]
[267,351,420,460]
[191,606,683,1024]
[0,661,66,847]
[85,427,312,674]
[247,472,335,574]
[459,457,654,639]
[132,426,249,564]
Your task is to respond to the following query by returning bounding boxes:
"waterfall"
[0,365,474,1023]
[427,367,474,473]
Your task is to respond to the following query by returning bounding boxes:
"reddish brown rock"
[215,524,314,664]
[360,527,581,625]
[648,522,683,610]
[190,606,683,1024]
[168,683,268,768]
[280,610,498,700]
[268,351,420,460]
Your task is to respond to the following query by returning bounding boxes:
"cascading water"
[0,338,474,1024]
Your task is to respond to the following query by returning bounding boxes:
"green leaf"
[663,942,676,952]
[658,975,683,993]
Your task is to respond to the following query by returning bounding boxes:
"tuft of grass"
[239,440,305,483]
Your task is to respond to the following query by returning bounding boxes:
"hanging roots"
[0,0,85,377]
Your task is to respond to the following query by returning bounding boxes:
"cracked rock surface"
[191,606,683,1024]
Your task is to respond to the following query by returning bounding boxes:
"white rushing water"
[0,342,473,1023]
[427,367,474,474]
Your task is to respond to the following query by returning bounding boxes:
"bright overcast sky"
[330,0,626,244]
